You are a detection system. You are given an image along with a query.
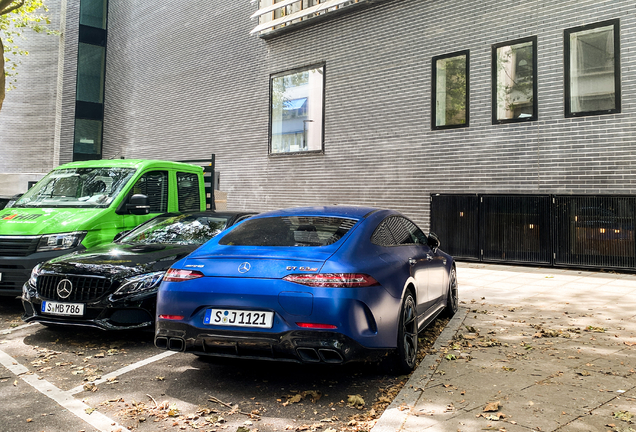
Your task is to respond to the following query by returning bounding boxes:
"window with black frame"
[492,37,537,124]
[270,65,324,154]
[130,171,168,213]
[565,19,620,117]
[432,51,469,130]
[73,0,109,161]
[177,172,201,212]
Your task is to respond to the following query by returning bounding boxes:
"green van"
[0,159,207,297]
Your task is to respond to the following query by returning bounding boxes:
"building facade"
[2,0,636,233]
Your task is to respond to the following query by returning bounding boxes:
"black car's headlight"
[37,232,87,252]
[113,272,165,297]
[28,263,43,288]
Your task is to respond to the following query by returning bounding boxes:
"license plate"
[41,301,85,316]
[204,309,274,328]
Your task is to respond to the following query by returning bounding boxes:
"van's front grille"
[0,236,40,257]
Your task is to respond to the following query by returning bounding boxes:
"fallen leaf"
[613,411,633,422]
[347,394,365,409]
[484,401,501,412]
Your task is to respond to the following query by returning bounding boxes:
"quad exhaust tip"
[155,336,185,352]
[296,347,343,363]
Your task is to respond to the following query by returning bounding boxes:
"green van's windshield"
[12,167,137,209]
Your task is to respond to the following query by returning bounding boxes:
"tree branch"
[0,0,25,16]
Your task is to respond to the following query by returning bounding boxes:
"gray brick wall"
[0,0,66,194]
[100,0,636,230]
[7,0,636,231]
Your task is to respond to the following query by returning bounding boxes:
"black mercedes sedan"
[21,211,255,330]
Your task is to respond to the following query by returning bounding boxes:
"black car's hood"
[41,242,201,280]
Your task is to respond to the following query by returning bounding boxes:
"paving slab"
[372,262,636,432]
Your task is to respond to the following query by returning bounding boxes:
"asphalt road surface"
[0,299,447,432]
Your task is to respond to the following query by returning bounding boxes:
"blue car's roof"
[251,205,382,220]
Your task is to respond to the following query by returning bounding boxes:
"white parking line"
[69,350,177,394]
[0,348,131,432]
[0,322,37,335]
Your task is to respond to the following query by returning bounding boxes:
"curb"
[371,307,468,432]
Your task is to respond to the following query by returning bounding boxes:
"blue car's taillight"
[164,268,204,282]
[283,273,379,288]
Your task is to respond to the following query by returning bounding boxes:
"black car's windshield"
[219,216,357,247]
[13,167,136,209]
[121,214,231,245]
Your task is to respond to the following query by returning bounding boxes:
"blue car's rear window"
[219,216,357,247]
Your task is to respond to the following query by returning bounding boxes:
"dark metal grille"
[0,236,40,257]
[430,194,479,259]
[37,274,113,302]
[554,196,636,269]
[481,195,551,264]
[0,264,28,291]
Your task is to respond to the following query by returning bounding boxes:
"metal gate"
[481,195,551,264]
[553,196,636,269]
[430,194,479,260]
[430,194,636,270]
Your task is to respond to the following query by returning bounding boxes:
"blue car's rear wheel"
[443,266,458,318]
[395,291,418,373]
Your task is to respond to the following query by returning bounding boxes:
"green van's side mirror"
[126,194,150,215]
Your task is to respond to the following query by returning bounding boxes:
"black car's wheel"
[443,266,458,318]
[394,291,418,374]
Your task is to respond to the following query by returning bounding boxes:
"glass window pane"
[219,216,356,247]
[495,41,535,121]
[177,172,201,212]
[80,0,107,29]
[434,54,467,127]
[130,171,169,213]
[568,24,617,114]
[271,66,324,154]
[76,43,105,103]
[73,119,102,155]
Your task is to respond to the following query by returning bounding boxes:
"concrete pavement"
[373,262,636,432]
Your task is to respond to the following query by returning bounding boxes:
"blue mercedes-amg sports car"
[154,206,457,372]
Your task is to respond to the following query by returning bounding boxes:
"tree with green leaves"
[1,0,54,112]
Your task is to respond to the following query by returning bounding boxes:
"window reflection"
[566,21,619,116]
[270,66,324,154]
[433,53,468,128]
[494,39,536,122]
[76,43,105,104]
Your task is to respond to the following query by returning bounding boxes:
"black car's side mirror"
[113,230,130,242]
[427,232,441,251]
[126,194,150,215]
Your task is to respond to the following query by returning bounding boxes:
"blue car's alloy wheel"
[396,292,418,373]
